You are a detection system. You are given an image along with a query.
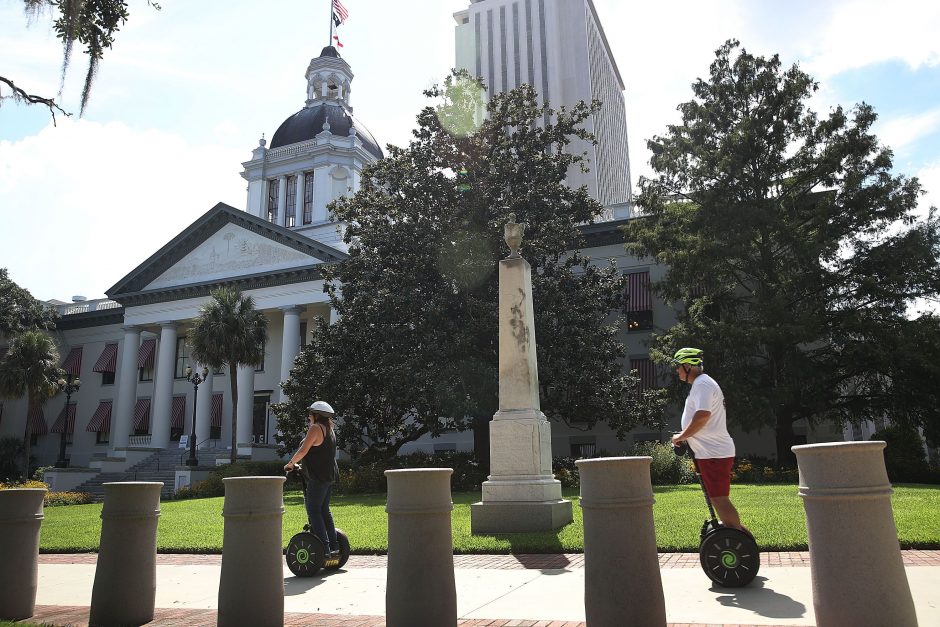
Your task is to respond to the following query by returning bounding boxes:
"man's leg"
[710,496,744,531]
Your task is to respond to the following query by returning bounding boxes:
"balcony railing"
[56,299,122,316]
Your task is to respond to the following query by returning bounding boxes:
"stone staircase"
[72,447,224,502]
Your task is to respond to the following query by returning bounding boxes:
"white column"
[236,364,254,451]
[314,165,331,221]
[277,176,288,228]
[294,172,305,227]
[194,362,213,447]
[279,307,303,403]
[111,326,140,452]
[150,322,178,449]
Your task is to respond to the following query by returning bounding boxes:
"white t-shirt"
[680,373,735,459]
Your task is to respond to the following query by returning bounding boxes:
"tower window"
[267,179,278,223]
[285,175,297,227]
[303,172,314,224]
[328,84,339,99]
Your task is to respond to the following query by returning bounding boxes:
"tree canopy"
[627,40,940,462]
[1,0,159,119]
[275,73,665,461]
[0,268,56,337]
[188,287,268,464]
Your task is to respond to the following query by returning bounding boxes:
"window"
[629,357,658,391]
[96,430,109,444]
[267,179,279,223]
[138,338,156,381]
[175,337,190,378]
[93,343,118,385]
[625,271,653,331]
[303,172,314,224]
[255,341,265,372]
[300,321,308,347]
[101,371,115,385]
[285,175,297,227]
[253,394,270,443]
[570,438,597,459]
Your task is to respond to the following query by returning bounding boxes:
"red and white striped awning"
[630,357,658,391]
[625,271,652,312]
[62,347,83,377]
[171,396,187,429]
[133,399,151,431]
[28,407,48,436]
[137,338,156,369]
[92,344,118,373]
[51,403,77,434]
[86,401,112,432]
[211,393,223,428]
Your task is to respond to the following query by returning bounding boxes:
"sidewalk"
[24,551,940,626]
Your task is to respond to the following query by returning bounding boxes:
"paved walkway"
[21,551,940,626]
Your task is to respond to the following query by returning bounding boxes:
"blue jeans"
[304,479,338,552]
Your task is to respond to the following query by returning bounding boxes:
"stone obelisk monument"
[470,214,573,533]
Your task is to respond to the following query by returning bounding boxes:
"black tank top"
[302,422,339,484]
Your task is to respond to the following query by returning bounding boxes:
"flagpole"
[328,0,333,47]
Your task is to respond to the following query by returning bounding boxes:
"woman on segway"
[284,400,341,559]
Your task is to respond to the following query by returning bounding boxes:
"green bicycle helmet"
[672,347,704,366]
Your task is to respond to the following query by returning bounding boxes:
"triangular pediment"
[107,203,346,304]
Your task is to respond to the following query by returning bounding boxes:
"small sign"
[179,435,189,449]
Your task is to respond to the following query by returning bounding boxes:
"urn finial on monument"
[504,212,525,259]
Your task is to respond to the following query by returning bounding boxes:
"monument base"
[470,499,573,534]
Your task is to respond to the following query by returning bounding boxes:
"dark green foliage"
[0,268,56,336]
[872,426,934,483]
[0,331,64,478]
[174,460,303,499]
[0,436,25,481]
[43,490,94,506]
[632,441,698,485]
[188,288,268,464]
[628,40,940,463]
[276,73,666,461]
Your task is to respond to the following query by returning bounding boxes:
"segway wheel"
[336,528,351,568]
[699,527,760,587]
[286,531,326,577]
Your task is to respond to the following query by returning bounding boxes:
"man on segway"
[669,348,747,533]
[285,401,342,560]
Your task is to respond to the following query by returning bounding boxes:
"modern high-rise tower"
[454,0,632,215]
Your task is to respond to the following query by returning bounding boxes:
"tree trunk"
[472,415,490,466]
[229,366,238,465]
[775,415,798,467]
[22,398,33,480]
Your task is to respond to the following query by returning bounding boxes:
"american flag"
[332,0,349,25]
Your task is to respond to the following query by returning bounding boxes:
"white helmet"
[308,400,335,415]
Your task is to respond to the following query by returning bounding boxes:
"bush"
[337,451,488,494]
[631,441,698,485]
[730,456,798,484]
[872,426,934,483]
[174,460,305,499]
[0,436,24,481]
[44,491,94,507]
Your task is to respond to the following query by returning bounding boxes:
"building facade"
[454,0,633,215]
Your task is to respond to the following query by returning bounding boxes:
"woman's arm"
[284,424,325,471]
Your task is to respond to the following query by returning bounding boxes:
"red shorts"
[697,457,734,498]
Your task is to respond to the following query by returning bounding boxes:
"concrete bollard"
[89,482,163,627]
[385,468,457,627]
[577,457,666,627]
[218,476,286,627]
[793,441,917,627]
[0,488,46,620]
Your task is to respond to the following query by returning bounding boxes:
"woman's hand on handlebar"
[284,460,300,473]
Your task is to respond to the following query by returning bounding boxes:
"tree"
[0,268,56,336]
[1,0,160,119]
[188,288,268,464]
[275,73,665,462]
[627,40,940,463]
[0,331,64,478]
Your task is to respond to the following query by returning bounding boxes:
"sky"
[1,0,939,303]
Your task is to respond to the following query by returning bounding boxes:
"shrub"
[871,426,934,483]
[44,491,94,507]
[730,456,798,484]
[632,441,698,485]
[0,436,24,481]
[174,460,305,499]
[552,456,580,488]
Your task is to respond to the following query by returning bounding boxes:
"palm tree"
[0,331,64,479]
[189,288,268,464]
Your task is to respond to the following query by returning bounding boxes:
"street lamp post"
[185,365,209,467]
[55,374,80,468]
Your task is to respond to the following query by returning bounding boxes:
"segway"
[675,442,760,587]
[285,464,351,577]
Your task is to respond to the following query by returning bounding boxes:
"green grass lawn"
[38,484,940,554]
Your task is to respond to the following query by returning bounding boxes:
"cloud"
[0,119,246,301]
[877,108,940,153]
[803,0,940,79]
